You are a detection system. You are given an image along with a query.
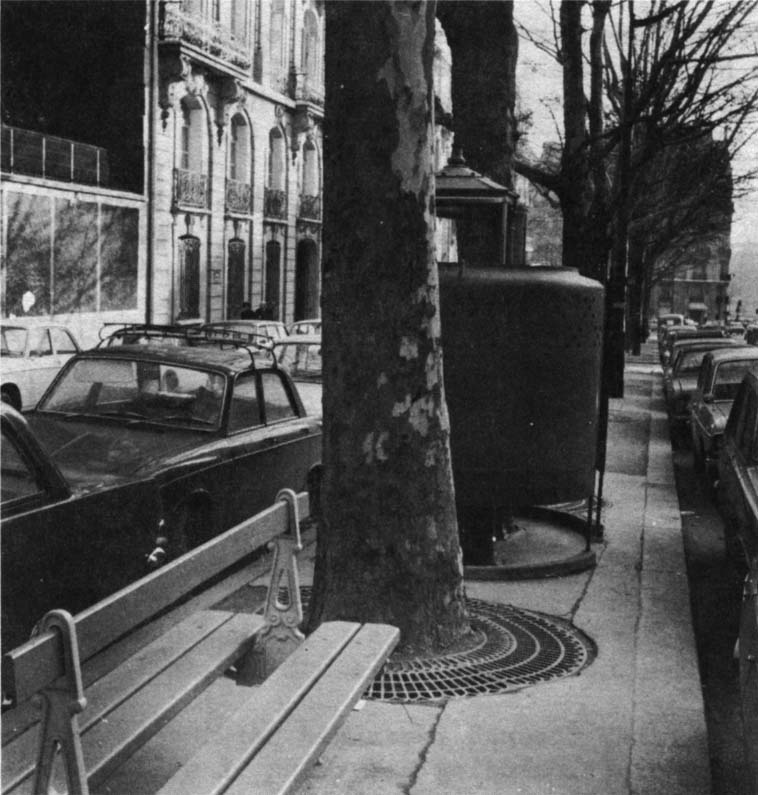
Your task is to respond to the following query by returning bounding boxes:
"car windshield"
[37,358,226,428]
[275,342,322,380]
[1,328,27,357]
[712,360,758,401]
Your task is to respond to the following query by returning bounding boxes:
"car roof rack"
[97,323,276,366]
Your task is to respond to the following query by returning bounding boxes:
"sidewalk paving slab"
[297,367,711,795]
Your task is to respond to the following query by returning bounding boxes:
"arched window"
[231,0,247,41]
[178,100,206,174]
[229,114,250,182]
[302,9,319,79]
[178,235,201,319]
[268,127,286,191]
[269,0,286,85]
[303,139,319,196]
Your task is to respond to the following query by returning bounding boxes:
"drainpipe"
[145,0,158,323]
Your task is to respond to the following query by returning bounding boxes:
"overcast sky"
[513,0,758,256]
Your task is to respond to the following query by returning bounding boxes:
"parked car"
[1,321,80,410]
[6,333,321,647]
[287,318,322,336]
[718,371,758,559]
[273,334,322,417]
[714,372,758,788]
[202,319,288,343]
[1,401,164,649]
[663,338,743,441]
[690,348,758,480]
[738,559,758,794]
[659,325,727,366]
[658,313,685,330]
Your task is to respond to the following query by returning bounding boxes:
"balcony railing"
[299,194,321,221]
[160,2,251,71]
[174,168,209,209]
[264,188,287,220]
[1,125,109,186]
[226,178,252,215]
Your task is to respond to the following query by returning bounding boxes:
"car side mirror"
[703,393,714,404]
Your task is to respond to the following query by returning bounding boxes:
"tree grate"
[284,589,594,703]
[365,598,595,703]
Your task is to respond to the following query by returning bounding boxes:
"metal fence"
[1,125,109,186]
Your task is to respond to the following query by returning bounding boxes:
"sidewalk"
[296,362,711,794]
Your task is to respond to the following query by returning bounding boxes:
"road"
[672,437,751,794]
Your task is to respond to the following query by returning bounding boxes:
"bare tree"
[307,0,472,656]
[514,0,758,313]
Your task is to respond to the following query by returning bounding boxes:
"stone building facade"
[1,0,324,346]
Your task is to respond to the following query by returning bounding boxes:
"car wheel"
[1,385,21,412]
[170,499,214,557]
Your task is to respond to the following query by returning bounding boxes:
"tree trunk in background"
[436,0,518,189]
[437,1,518,269]
[307,0,471,657]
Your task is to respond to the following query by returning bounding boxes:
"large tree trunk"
[307,0,470,657]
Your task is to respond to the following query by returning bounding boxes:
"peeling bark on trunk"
[307,0,470,656]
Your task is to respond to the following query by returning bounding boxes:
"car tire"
[1,385,22,412]
[171,499,214,557]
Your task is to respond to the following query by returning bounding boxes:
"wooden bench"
[1,489,399,795]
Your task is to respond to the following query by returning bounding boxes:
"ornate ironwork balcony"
[1,125,109,186]
[299,194,321,221]
[264,188,287,220]
[225,178,252,214]
[174,168,209,209]
[160,2,251,71]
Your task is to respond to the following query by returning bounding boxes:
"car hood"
[26,414,217,490]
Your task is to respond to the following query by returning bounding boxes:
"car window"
[1,429,44,504]
[228,373,262,432]
[38,357,225,429]
[261,371,297,422]
[676,350,709,374]
[28,328,52,357]
[277,343,322,378]
[50,328,78,355]
[712,361,758,400]
[1,328,27,357]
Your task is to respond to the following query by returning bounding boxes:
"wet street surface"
[673,435,751,794]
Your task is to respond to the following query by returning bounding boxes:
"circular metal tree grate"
[365,598,595,703]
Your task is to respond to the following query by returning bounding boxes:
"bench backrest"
[2,491,310,706]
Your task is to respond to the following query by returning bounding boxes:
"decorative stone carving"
[216,77,247,146]
[158,54,209,129]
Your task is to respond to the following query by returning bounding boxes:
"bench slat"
[2,610,254,792]
[224,622,399,795]
[2,492,309,706]
[156,621,363,795]
[5,612,259,795]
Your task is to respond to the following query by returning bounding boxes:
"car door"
[225,369,321,529]
[1,415,163,649]
[23,327,59,407]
